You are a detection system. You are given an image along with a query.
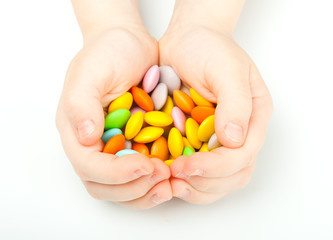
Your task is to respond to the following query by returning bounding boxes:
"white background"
[0,0,332,239]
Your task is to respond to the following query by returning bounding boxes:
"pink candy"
[142,65,160,93]
[171,106,186,135]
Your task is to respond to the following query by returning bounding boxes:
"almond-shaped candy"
[142,65,160,93]
[151,83,168,110]
[207,133,222,151]
[159,66,181,95]
[171,107,186,135]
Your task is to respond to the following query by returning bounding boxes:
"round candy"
[171,107,186,135]
[115,149,138,157]
[132,143,149,156]
[189,88,214,107]
[183,146,195,156]
[197,115,215,142]
[183,137,195,151]
[185,118,202,149]
[199,143,209,152]
[168,127,184,158]
[142,65,160,93]
[161,96,174,115]
[173,90,195,115]
[144,111,173,127]
[159,66,181,95]
[131,86,154,111]
[108,92,133,113]
[151,136,169,160]
[151,83,168,110]
[208,133,222,151]
[103,134,126,154]
[191,106,215,124]
[125,111,144,140]
[101,128,122,144]
[104,109,131,130]
[133,127,164,143]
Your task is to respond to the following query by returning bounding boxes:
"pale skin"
[56,0,273,209]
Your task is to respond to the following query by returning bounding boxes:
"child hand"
[56,26,172,209]
[159,11,273,204]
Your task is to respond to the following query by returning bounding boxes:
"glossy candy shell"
[183,146,195,156]
[144,111,173,127]
[159,66,181,95]
[191,106,215,124]
[131,86,154,111]
[108,92,133,113]
[132,143,149,156]
[173,90,195,115]
[151,83,168,110]
[185,118,202,149]
[168,127,184,158]
[115,149,138,157]
[189,88,214,107]
[208,133,222,151]
[142,65,160,93]
[197,115,215,142]
[103,134,126,154]
[101,128,122,144]
[171,107,186,135]
[104,109,131,130]
[161,96,174,116]
[133,127,164,143]
[125,111,144,140]
[151,136,169,160]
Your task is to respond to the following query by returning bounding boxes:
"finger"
[57,111,154,184]
[185,159,256,193]
[207,60,252,148]
[171,178,229,204]
[117,180,173,210]
[82,158,170,201]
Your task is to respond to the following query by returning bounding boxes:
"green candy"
[183,146,195,156]
[105,109,131,130]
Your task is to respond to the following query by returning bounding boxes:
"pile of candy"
[102,65,222,166]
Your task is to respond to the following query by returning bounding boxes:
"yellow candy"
[164,159,174,166]
[125,111,143,140]
[161,96,174,115]
[168,127,184,158]
[199,143,209,152]
[197,115,215,142]
[183,137,195,151]
[144,111,173,127]
[189,88,214,107]
[133,127,164,143]
[185,118,202,149]
[108,92,133,113]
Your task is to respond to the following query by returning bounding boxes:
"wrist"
[169,0,245,37]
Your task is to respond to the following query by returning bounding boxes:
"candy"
[207,133,222,151]
[171,106,186,135]
[183,146,195,156]
[103,134,126,154]
[168,127,184,158]
[108,92,133,113]
[197,115,215,142]
[142,65,160,93]
[105,109,131,130]
[125,111,144,140]
[133,127,164,143]
[159,66,181,95]
[101,66,223,166]
[191,106,215,124]
[151,136,169,160]
[189,88,214,107]
[101,128,122,144]
[131,86,154,111]
[161,96,174,116]
[132,143,149,156]
[144,111,173,127]
[185,118,202,149]
[151,83,168,110]
[173,90,195,115]
[115,149,138,157]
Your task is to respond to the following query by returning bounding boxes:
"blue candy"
[115,149,138,157]
[101,128,123,144]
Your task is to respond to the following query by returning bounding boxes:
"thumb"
[62,81,105,146]
[211,64,252,148]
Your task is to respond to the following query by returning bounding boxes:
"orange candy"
[132,143,149,156]
[151,136,169,160]
[173,90,195,115]
[131,87,154,111]
[103,134,126,154]
[191,106,215,124]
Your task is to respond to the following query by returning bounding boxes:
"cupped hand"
[159,24,273,204]
[56,26,172,209]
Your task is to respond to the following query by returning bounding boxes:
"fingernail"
[175,172,189,180]
[151,174,163,184]
[134,169,150,178]
[175,188,190,199]
[224,123,243,143]
[77,119,95,139]
[190,169,203,176]
[151,194,167,204]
